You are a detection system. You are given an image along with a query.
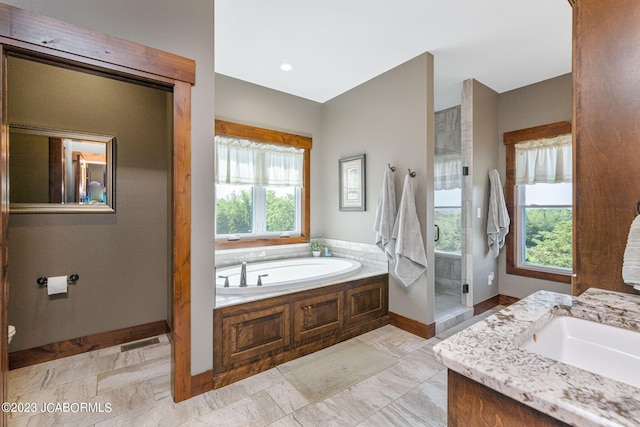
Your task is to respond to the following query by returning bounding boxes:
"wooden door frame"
[0,4,197,419]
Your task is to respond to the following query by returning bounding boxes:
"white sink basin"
[521,315,640,388]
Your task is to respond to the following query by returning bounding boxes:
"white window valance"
[215,135,304,187]
[515,134,572,185]
[434,153,462,191]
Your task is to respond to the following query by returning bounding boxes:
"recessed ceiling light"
[280,63,293,72]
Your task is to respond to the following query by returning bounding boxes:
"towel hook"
[636,201,640,216]
[408,169,417,178]
[388,163,395,172]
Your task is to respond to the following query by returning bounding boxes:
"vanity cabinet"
[448,371,570,427]
[213,274,388,388]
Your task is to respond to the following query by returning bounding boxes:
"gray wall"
[461,79,500,305]
[497,73,573,298]
[8,57,171,351]
[4,0,215,374]
[318,53,435,325]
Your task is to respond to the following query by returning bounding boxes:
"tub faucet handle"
[218,275,229,288]
[239,262,248,287]
[257,274,268,286]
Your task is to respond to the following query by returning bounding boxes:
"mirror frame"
[9,124,116,214]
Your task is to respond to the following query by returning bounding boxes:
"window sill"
[215,236,307,250]
[506,264,572,284]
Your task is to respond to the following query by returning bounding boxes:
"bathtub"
[216,257,362,295]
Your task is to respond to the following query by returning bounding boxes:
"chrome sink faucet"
[240,262,248,287]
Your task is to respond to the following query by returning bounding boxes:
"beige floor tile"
[420,337,443,355]
[323,375,399,423]
[290,400,358,427]
[147,373,172,401]
[393,346,446,382]
[394,373,447,426]
[140,342,171,362]
[267,414,304,427]
[8,367,52,398]
[95,392,217,427]
[354,325,399,345]
[358,402,435,427]
[371,331,427,359]
[369,364,421,398]
[213,368,286,407]
[182,390,285,427]
[21,381,155,427]
[265,381,309,415]
[43,349,146,390]
[7,320,495,427]
[8,376,97,422]
[96,355,170,395]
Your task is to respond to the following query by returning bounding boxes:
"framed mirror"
[9,124,116,213]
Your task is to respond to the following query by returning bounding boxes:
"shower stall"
[433,106,469,324]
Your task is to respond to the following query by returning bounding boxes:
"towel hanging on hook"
[388,163,396,172]
[408,169,416,178]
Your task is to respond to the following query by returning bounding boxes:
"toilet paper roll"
[47,275,68,295]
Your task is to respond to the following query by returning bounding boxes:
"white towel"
[391,174,427,286]
[623,216,640,291]
[374,168,397,261]
[487,169,510,258]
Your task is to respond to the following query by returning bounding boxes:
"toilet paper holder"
[37,274,79,287]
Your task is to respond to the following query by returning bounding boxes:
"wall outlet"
[488,272,494,286]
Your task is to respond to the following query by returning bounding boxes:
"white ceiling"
[214,1,572,111]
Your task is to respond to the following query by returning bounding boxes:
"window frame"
[215,184,302,239]
[503,121,573,284]
[516,185,573,274]
[214,120,311,249]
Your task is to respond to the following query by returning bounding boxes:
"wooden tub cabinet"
[213,274,388,388]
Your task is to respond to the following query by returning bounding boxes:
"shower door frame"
[0,4,198,421]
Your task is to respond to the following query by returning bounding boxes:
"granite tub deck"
[433,288,640,427]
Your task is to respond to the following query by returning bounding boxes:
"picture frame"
[339,154,366,211]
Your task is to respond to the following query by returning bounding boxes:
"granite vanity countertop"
[433,288,640,427]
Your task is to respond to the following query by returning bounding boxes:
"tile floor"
[8,307,503,427]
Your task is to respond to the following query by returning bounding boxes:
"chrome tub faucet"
[240,262,248,287]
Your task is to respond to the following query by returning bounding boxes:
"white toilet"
[8,325,15,345]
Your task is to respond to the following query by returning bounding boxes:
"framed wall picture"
[339,154,366,211]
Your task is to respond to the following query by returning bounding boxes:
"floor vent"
[121,337,160,352]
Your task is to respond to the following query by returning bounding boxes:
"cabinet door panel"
[293,291,343,343]
[220,304,290,369]
[346,281,387,326]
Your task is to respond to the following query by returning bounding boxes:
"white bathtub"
[216,257,362,295]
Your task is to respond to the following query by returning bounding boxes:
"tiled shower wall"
[435,106,461,156]
[435,253,462,295]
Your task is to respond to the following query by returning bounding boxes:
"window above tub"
[214,120,311,249]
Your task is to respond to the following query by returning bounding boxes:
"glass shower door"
[433,106,464,320]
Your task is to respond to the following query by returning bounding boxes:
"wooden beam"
[172,80,192,402]
[215,120,312,150]
[0,3,195,84]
